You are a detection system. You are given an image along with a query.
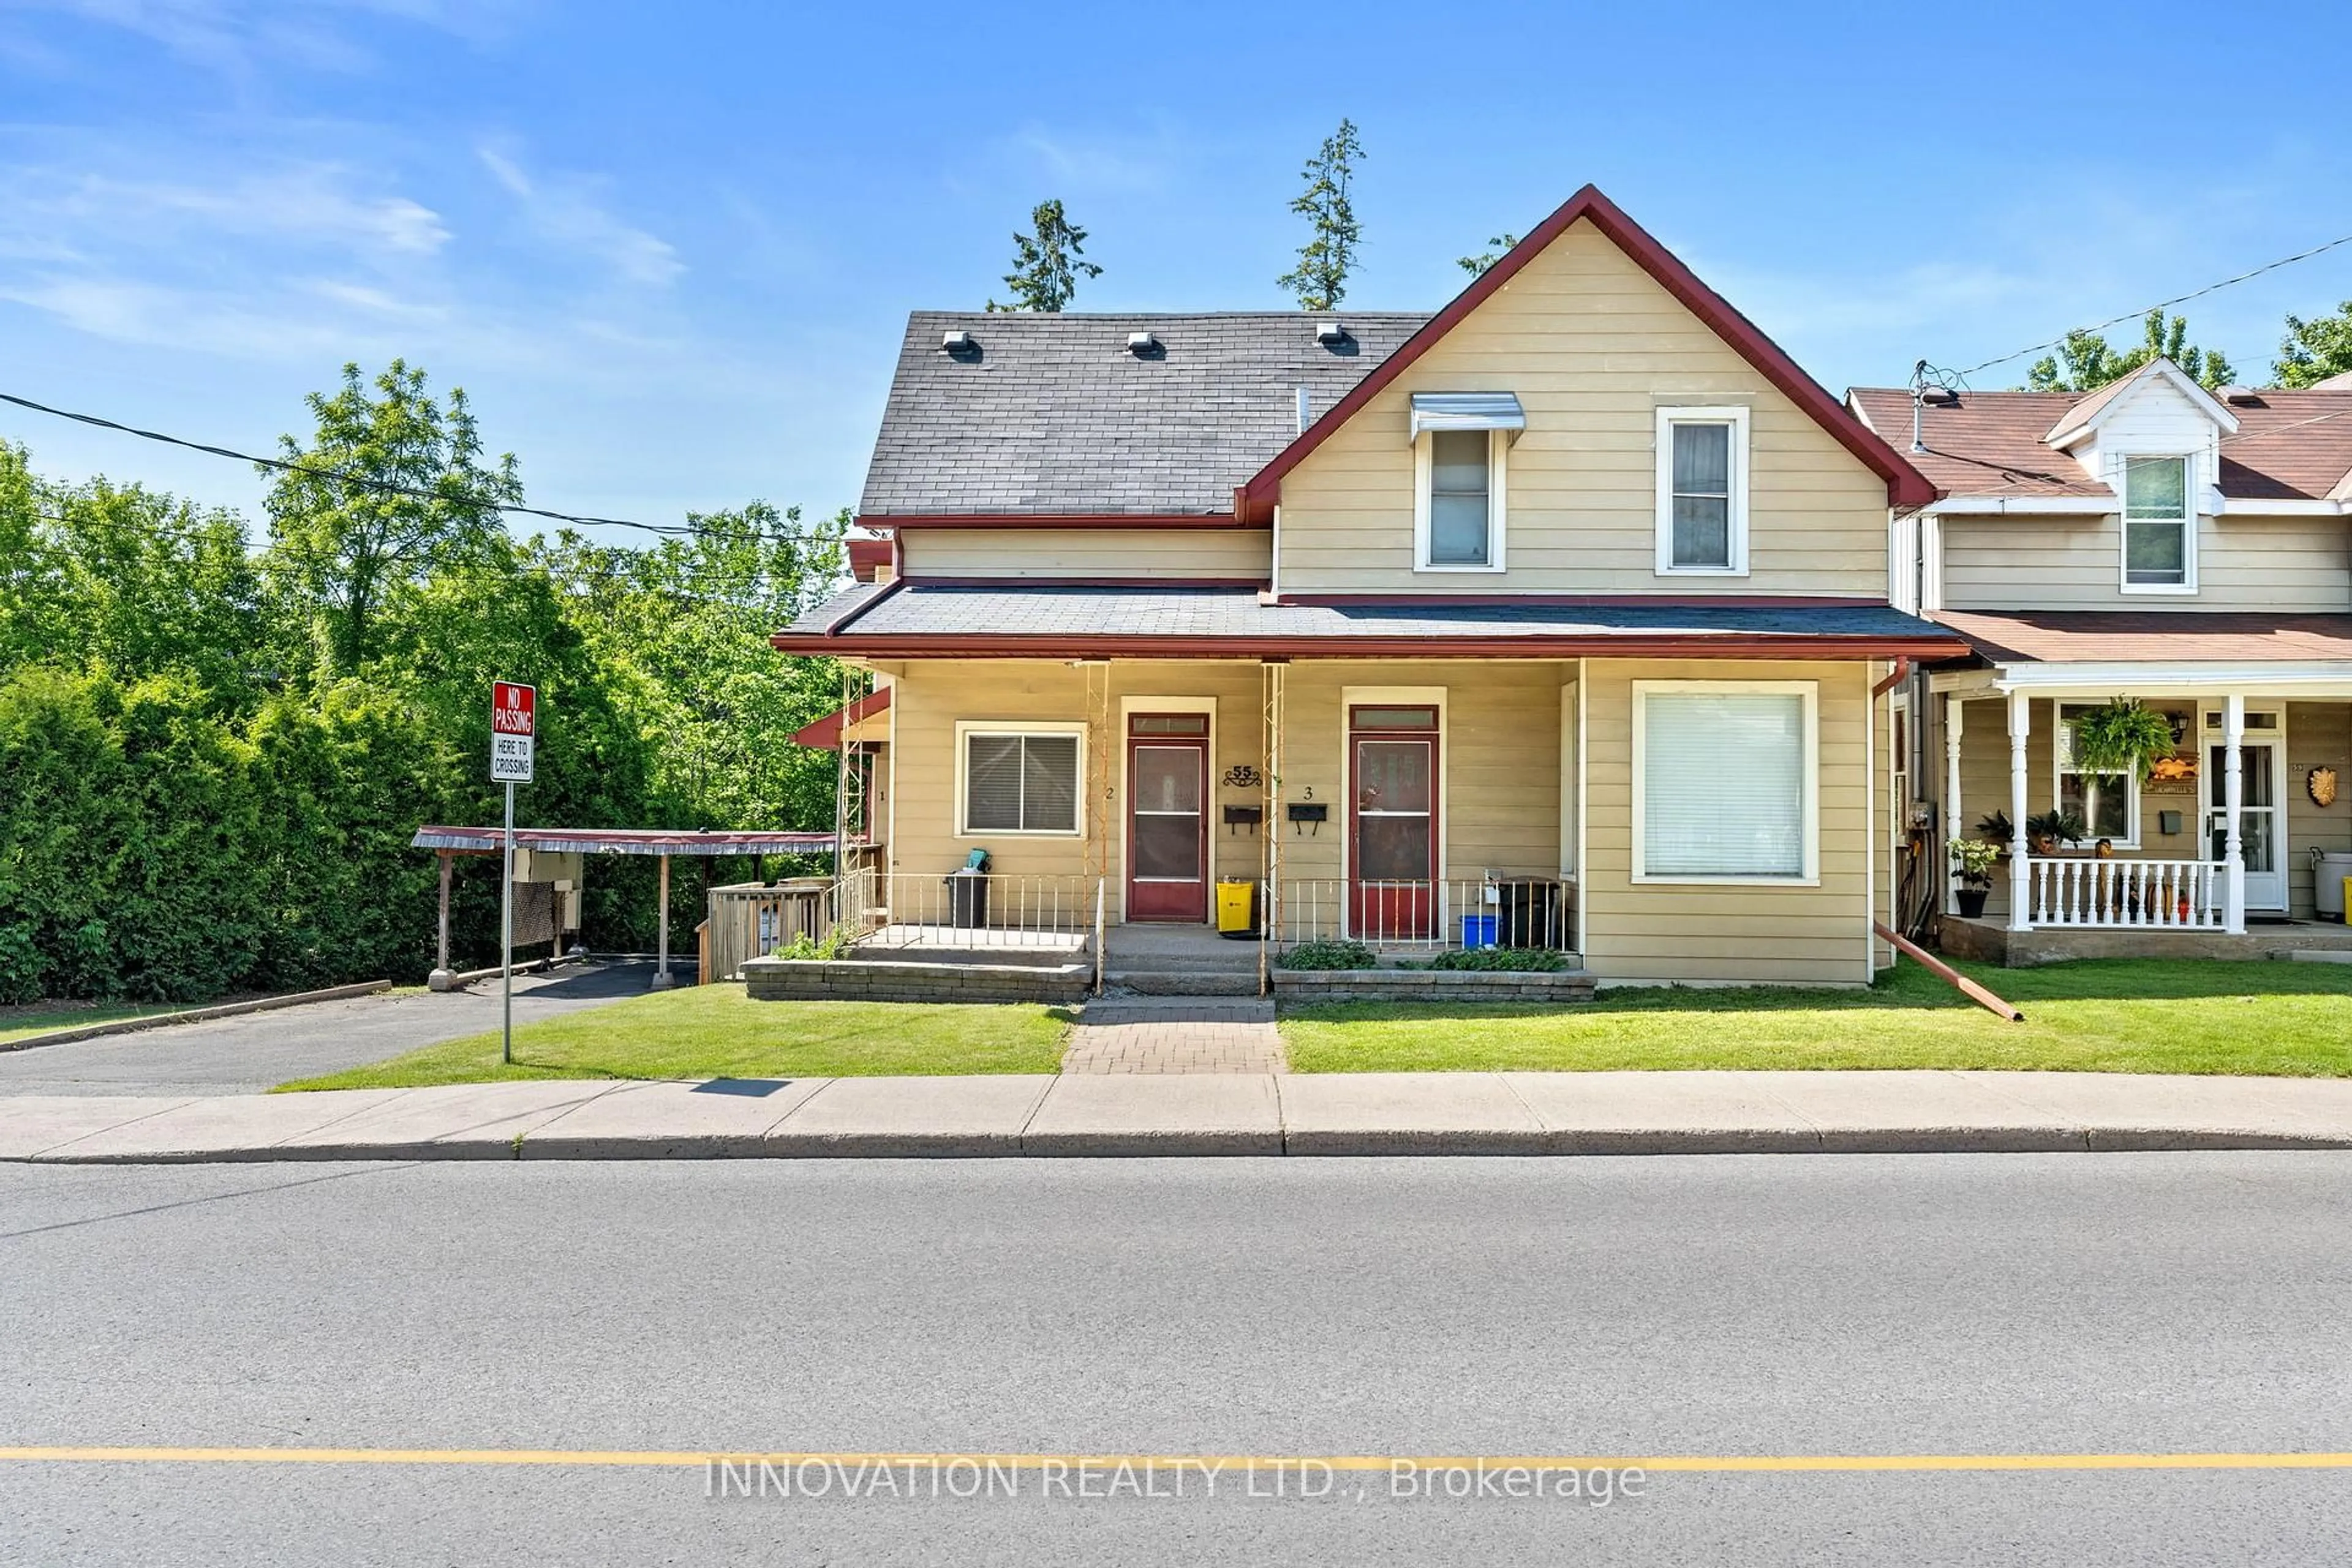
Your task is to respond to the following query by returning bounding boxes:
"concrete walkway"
[1060,998,1287,1074]
[0,960,657,1097]
[12,1069,2352,1161]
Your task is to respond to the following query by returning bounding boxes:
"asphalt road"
[0,960,658,1096]
[5,1152,2351,1564]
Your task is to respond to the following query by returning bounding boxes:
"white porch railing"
[2025,856,2224,930]
[833,870,1102,950]
[1276,877,1574,951]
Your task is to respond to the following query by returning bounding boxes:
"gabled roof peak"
[2044,357,2240,448]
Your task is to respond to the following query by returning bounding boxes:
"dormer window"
[1409,394,1520,572]
[2122,454,2195,592]
[1655,406,1749,575]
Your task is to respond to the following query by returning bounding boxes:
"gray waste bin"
[946,869,990,929]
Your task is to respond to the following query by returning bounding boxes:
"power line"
[0,389,844,544]
[1953,229,2352,380]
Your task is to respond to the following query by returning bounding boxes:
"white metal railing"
[705,879,833,980]
[2026,856,2224,930]
[833,870,1104,951]
[1275,877,1574,951]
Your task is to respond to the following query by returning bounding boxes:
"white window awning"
[1409,391,1526,443]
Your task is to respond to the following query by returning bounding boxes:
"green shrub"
[776,925,852,961]
[1277,939,1378,971]
[1426,946,1569,972]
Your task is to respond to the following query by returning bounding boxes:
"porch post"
[2223,693,2247,935]
[652,852,677,989]
[429,849,455,990]
[1943,695,1964,914]
[2006,690,2030,931]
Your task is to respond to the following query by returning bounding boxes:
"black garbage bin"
[945,869,990,929]
[1497,879,1563,949]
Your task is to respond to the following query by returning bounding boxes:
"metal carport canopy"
[411,827,835,856]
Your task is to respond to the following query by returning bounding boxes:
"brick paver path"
[1060,998,1287,1074]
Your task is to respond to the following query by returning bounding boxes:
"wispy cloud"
[8,165,451,256]
[4,0,525,79]
[477,145,683,288]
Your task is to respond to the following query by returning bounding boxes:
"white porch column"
[1943,694,1964,914]
[2006,690,2031,931]
[2223,693,2247,935]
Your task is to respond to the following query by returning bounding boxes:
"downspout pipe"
[1871,657,1911,698]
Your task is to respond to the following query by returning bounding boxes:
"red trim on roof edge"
[846,538,892,581]
[856,513,1250,531]
[904,575,1268,590]
[1236,185,1937,519]
[1273,592,1888,610]
[770,632,1964,662]
[790,686,893,750]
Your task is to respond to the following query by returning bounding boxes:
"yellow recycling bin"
[1216,880,1257,935]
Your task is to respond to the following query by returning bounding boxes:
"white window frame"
[1630,679,1818,885]
[1654,405,1751,577]
[2052,701,2141,849]
[2117,453,2198,596]
[1412,428,1507,573]
[953,720,1087,839]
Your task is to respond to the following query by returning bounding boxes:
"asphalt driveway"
[0,960,660,1098]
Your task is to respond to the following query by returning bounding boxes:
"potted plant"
[2022,809,2087,856]
[1948,837,1999,919]
[2068,697,2179,783]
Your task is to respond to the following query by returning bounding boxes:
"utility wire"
[0,389,845,543]
[1953,229,2352,379]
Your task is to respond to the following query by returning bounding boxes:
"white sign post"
[491,681,536,1066]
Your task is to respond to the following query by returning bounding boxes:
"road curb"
[0,981,394,1055]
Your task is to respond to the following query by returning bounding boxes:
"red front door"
[1127,717,1208,922]
[1349,706,1437,941]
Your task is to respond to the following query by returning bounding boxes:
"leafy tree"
[262,360,523,676]
[1457,233,1521,278]
[2025,310,2235,393]
[987,198,1102,314]
[1278,118,1365,310]
[2274,301,2352,388]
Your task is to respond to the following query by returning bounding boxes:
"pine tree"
[1277,119,1365,311]
[987,198,1101,314]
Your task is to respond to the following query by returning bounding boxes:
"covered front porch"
[1925,614,2352,944]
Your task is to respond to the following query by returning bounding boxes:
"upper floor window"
[1655,406,1749,575]
[1415,428,1506,571]
[2122,454,2195,592]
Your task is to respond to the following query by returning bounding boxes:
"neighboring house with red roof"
[1848,362,2352,956]
[777,186,1968,987]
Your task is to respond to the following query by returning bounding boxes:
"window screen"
[963,733,1079,833]
[1670,421,1733,568]
[1642,691,1806,877]
[1427,429,1491,565]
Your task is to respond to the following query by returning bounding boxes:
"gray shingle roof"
[858,311,1431,519]
[783,583,1963,650]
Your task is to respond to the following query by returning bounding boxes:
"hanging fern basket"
[2068,698,2178,783]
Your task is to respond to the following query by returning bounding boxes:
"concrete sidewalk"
[10,1070,2352,1161]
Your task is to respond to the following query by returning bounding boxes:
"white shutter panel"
[1642,693,1806,877]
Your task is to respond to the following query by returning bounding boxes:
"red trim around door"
[1347,705,1438,941]
[1126,719,1210,922]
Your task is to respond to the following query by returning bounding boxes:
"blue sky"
[4,0,2350,539]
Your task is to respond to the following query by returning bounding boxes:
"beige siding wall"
[899,527,1272,580]
[1581,659,1878,984]
[885,660,1268,911]
[1275,219,1892,598]
[1945,696,2352,922]
[1941,513,2352,612]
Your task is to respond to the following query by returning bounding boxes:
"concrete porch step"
[1103,970,1264,997]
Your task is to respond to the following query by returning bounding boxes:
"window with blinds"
[1637,687,1812,879]
[962,733,1079,834]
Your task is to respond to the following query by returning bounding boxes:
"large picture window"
[959,729,1080,835]
[2122,454,2193,591]
[1634,683,1817,882]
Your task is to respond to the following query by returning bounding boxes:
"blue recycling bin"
[1461,914,1500,949]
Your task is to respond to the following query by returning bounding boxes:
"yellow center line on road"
[4,1446,2352,1473]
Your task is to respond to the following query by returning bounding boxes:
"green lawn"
[276,983,1072,1090]
[1280,958,2352,1076]
[0,1001,190,1045]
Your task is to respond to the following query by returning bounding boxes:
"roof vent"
[1126,331,1161,356]
[1314,321,1350,347]
[941,330,975,354]
[2220,385,2263,405]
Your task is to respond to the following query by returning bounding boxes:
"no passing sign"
[491,680,535,783]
